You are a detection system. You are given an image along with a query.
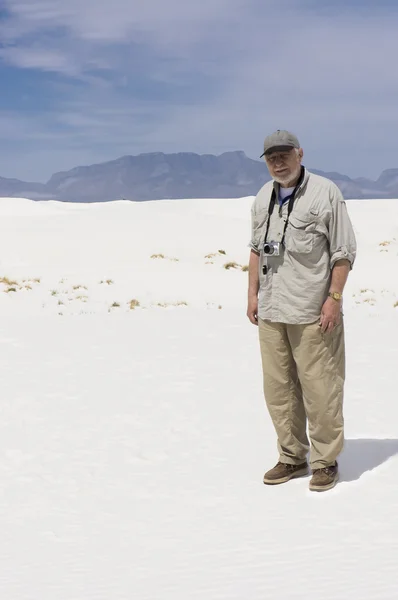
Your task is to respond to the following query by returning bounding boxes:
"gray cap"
[260,129,300,158]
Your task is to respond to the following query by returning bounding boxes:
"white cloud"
[0,46,80,74]
[1,0,247,63]
[3,0,241,38]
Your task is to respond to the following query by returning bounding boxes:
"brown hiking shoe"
[263,461,309,485]
[309,463,339,492]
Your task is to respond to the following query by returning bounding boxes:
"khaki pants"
[258,318,345,469]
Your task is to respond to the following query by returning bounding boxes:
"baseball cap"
[260,130,300,158]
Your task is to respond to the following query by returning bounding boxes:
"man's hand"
[319,297,341,333]
[247,295,258,325]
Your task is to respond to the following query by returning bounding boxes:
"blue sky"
[0,0,397,182]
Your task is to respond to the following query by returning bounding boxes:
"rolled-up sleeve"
[327,184,357,269]
[248,197,263,254]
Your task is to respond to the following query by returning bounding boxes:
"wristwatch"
[328,292,343,301]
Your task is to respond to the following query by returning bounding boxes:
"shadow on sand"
[339,438,398,482]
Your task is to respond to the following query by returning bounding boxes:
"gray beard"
[273,165,301,187]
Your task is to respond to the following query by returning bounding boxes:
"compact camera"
[263,241,281,256]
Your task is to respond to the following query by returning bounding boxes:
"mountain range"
[1,151,398,202]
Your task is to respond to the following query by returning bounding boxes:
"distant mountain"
[0,152,396,202]
[375,168,398,194]
[0,176,52,200]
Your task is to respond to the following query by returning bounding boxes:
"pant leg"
[258,318,310,465]
[286,319,345,469]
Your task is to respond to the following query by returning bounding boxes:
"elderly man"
[247,130,357,492]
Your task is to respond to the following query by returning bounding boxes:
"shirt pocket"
[285,213,317,255]
[252,210,269,251]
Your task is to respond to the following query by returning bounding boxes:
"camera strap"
[263,166,305,247]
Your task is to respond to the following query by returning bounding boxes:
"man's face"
[265,147,303,186]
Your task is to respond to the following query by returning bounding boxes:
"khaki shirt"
[249,168,357,324]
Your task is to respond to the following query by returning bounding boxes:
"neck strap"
[263,166,305,247]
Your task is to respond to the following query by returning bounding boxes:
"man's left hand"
[319,297,341,333]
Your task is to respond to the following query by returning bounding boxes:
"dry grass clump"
[129,299,140,310]
[223,261,240,270]
[1,276,42,293]
[151,254,179,261]
[156,301,188,308]
[0,277,18,286]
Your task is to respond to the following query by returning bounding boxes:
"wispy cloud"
[0,0,398,181]
[0,0,245,74]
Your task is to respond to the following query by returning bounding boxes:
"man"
[247,129,357,492]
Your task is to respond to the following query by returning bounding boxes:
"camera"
[263,241,281,256]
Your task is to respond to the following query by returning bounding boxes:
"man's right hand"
[247,295,258,325]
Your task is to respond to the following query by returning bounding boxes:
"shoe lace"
[314,466,336,476]
[283,463,299,473]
